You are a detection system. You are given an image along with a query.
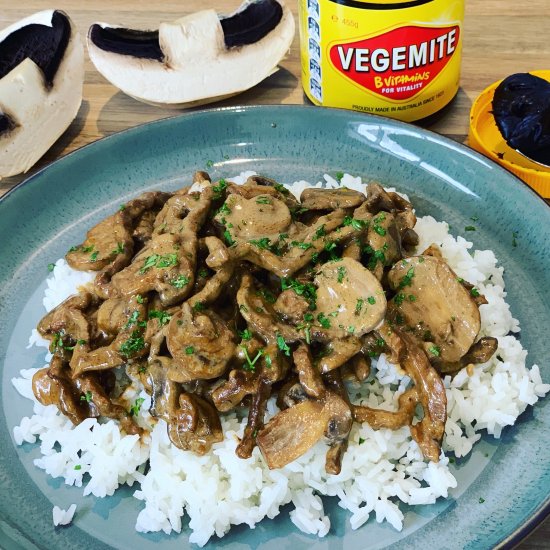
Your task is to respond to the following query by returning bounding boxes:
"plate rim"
[1,104,549,550]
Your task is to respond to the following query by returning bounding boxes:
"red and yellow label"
[298,0,465,122]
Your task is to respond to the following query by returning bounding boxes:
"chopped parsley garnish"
[470,287,480,298]
[470,215,479,222]
[358,437,365,445]
[80,391,92,403]
[239,304,248,313]
[274,183,289,195]
[291,240,313,250]
[465,225,476,232]
[335,171,344,182]
[124,310,141,329]
[249,237,272,250]
[278,233,289,241]
[241,346,264,371]
[256,288,276,304]
[74,464,82,470]
[394,293,405,306]
[355,298,364,315]
[223,229,235,246]
[256,197,271,205]
[81,245,94,253]
[337,266,346,283]
[512,231,518,247]
[479,497,485,504]
[428,345,441,357]
[324,241,337,253]
[112,242,125,255]
[281,278,317,310]
[372,213,387,236]
[192,301,206,312]
[408,294,416,302]
[313,224,326,240]
[148,310,172,326]
[139,253,178,274]
[276,334,291,356]
[47,263,55,272]
[212,178,227,198]
[206,159,214,168]
[398,266,415,289]
[129,397,145,417]
[185,346,195,355]
[317,312,331,329]
[239,329,252,341]
[264,354,273,368]
[347,325,356,334]
[119,330,145,358]
[343,216,368,231]
[119,204,126,211]
[217,202,231,215]
[136,294,144,304]
[198,268,209,278]
[89,251,99,262]
[376,338,386,348]
[304,326,311,344]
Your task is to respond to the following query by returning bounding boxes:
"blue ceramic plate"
[1,106,549,550]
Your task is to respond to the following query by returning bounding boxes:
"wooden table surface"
[1,0,549,547]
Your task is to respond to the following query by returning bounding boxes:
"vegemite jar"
[298,0,465,122]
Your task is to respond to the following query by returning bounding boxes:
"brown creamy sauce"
[32,174,496,473]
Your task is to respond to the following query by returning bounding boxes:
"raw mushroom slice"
[314,257,387,339]
[0,10,84,178]
[87,0,294,108]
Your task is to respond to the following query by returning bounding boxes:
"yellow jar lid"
[468,70,550,198]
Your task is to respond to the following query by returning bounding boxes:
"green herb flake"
[343,216,368,231]
[148,310,172,326]
[264,354,272,368]
[198,268,209,278]
[80,391,92,403]
[223,230,235,246]
[276,334,291,356]
[170,273,190,289]
[239,329,252,341]
[124,310,141,329]
[119,330,145,358]
[479,497,485,504]
[249,237,272,250]
[317,313,331,329]
[112,242,125,255]
[398,266,415,289]
[465,225,476,232]
[394,293,405,306]
[129,397,145,417]
[291,240,313,250]
[47,263,55,272]
[185,346,195,355]
[470,215,479,222]
[313,224,326,240]
[156,253,177,268]
[218,202,231,216]
[206,159,214,168]
[119,204,126,211]
[257,288,276,304]
[136,294,144,303]
[358,437,365,445]
[90,251,99,262]
[192,301,206,312]
[241,346,264,372]
[256,197,271,205]
[471,287,480,297]
[335,171,344,182]
[428,345,441,357]
[355,298,364,315]
[212,178,227,198]
[274,183,289,195]
[281,278,317,310]
[74,464,82,470]
[449,457,456,464]
[337,266,346,283]
[239,304,248,313]
[372,214,387,236]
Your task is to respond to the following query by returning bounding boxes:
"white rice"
[11,173,549,545]
[52,504,77,526]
